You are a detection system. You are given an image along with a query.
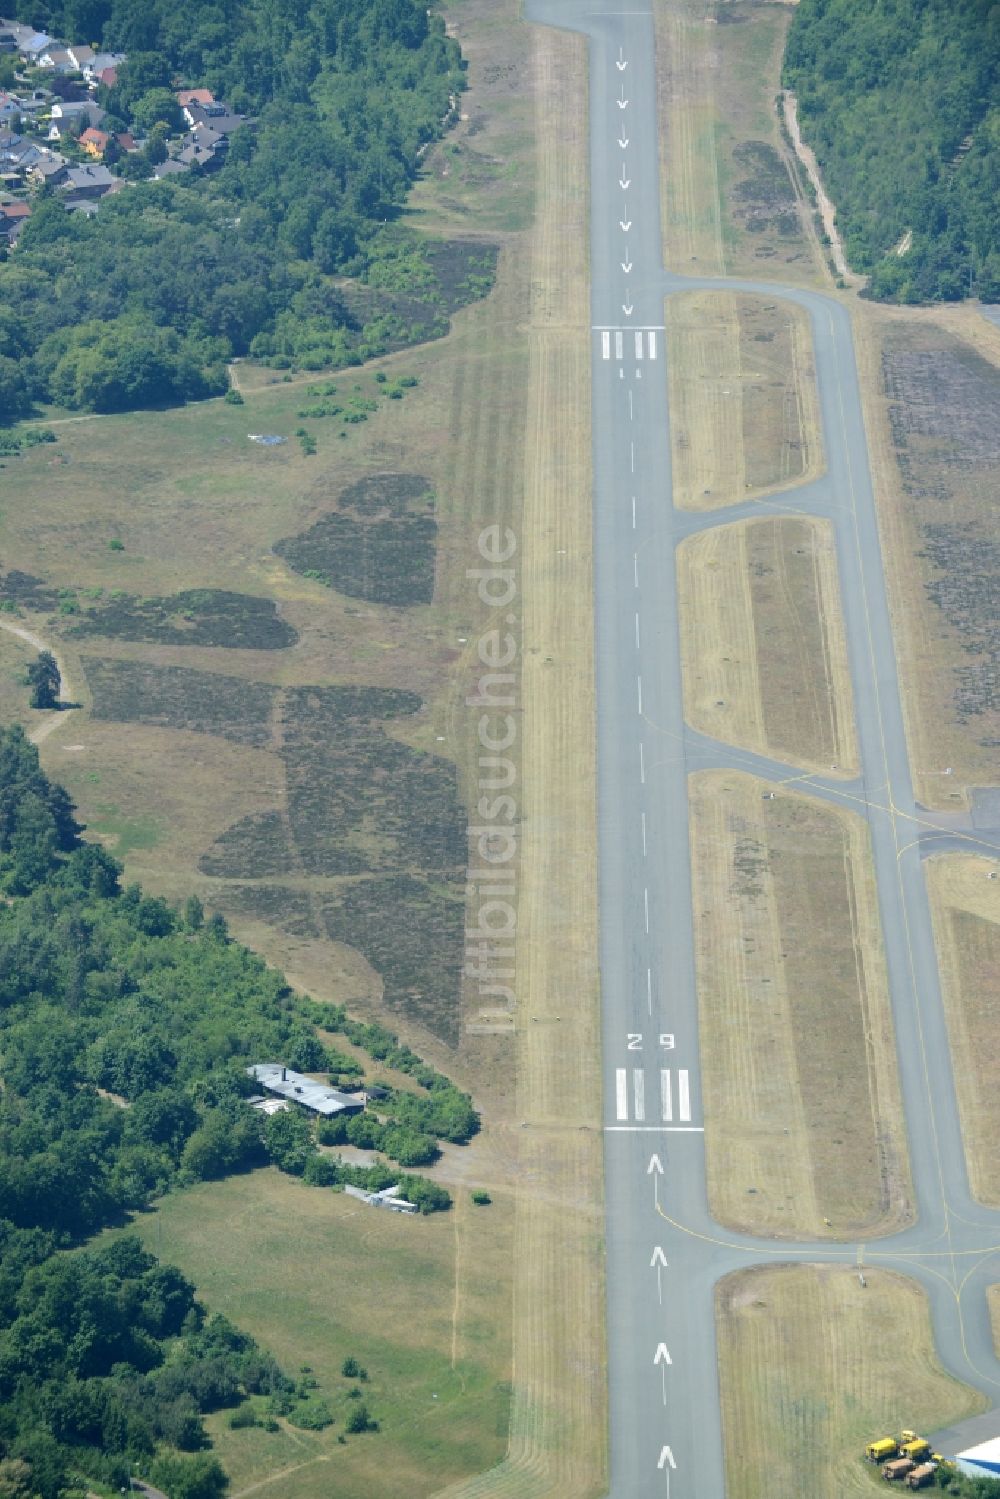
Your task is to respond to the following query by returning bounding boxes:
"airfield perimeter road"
[523,0,1000,1494]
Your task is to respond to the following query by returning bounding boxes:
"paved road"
[525,1,1000,1494]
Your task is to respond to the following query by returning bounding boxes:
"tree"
[345,1402,376,1434]
[26,651,60,711]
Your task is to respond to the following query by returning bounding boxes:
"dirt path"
[0,618,79,744]
[782,90,864,287]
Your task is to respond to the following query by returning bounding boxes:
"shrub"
[108,539,125,551]
[345,1403,377,1434]
[289,1399,332,1431]
[341,1357,360,1378]
[471,1190,491,1206]
[224,389,244,405]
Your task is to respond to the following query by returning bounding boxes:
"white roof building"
[247,1063,365,1117]
[956,1436,1000,1479]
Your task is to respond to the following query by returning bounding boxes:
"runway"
[524,1,1000,1494]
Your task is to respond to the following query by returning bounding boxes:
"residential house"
[0,18,40,53]
[48,98,105,138]
[18,31,53,63]
[84,51,125,85]
[177,88,214,118]
[0,29,16,52]
[152,157,188,179]
[37,46,76,74]
[175,123,228,169]
[184,101,246,135]
[57,161,113,198]
[79,125,109,156]
[93,64,118,88]
[80,125,134,157]
[28,151,68,186]
[65,44,94,71]
[0,92,23,125]
[0,132,48,179]
[0,197,29,241]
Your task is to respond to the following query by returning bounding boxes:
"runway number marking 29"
[623,1033,675,1049]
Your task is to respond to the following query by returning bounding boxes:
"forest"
[0,0,470,420]
[0,723,472,1496]
[783,0,1000,303]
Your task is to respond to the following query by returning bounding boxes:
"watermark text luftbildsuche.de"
[465,524,518,1034]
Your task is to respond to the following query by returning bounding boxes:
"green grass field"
[107,1169,513,1499]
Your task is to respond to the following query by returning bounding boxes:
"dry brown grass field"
[667,291,824,510]
[2,0,604,1493]
[853,305,1000,811]
[717,1264,986,1499]
[677,515,856,774]
[925,853,1000,1207]
[689,771,911,1239]
[653,0,826,282]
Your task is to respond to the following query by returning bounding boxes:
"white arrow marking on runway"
[617,92,628,110]
[620,173,631,189]
[620,216,632,231]
[618,136,629,149]
[623,300,634,316]
[658,1445,677,1470]
[617,48,627,70]
[651,1245,667,1303]
[647,1154,663,1175]
[654,1343,672,1366]
[622,257,632,273]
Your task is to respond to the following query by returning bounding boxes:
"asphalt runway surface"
[525,0,1000,1493]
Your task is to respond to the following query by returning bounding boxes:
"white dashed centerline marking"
[634,552,639,586]
[644,886,649,933]
[637,675,642,714]
[641,810,647,855]
[632,494,636,528]
[639,741,645,784]
[635,612,640,649]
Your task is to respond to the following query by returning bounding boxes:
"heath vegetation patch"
[85,659,278,748]
[275,474,438,607]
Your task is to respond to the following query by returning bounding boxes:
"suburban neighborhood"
[0,13,248,242]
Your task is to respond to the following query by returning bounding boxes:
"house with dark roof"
[58,162,114,198]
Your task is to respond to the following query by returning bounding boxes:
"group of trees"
[0,723,470,1490]
[783,0,1000,302]
[0,0,469,419]
[0,1230,284,1499]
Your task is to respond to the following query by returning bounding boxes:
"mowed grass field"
[926,853,1000,1207]
[105,1170,513,1499]
[717,1264,986,1499]
[677,516,857,775]
[653,0,825,282]
[666,292,823,510]
[689,771,911,1239]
